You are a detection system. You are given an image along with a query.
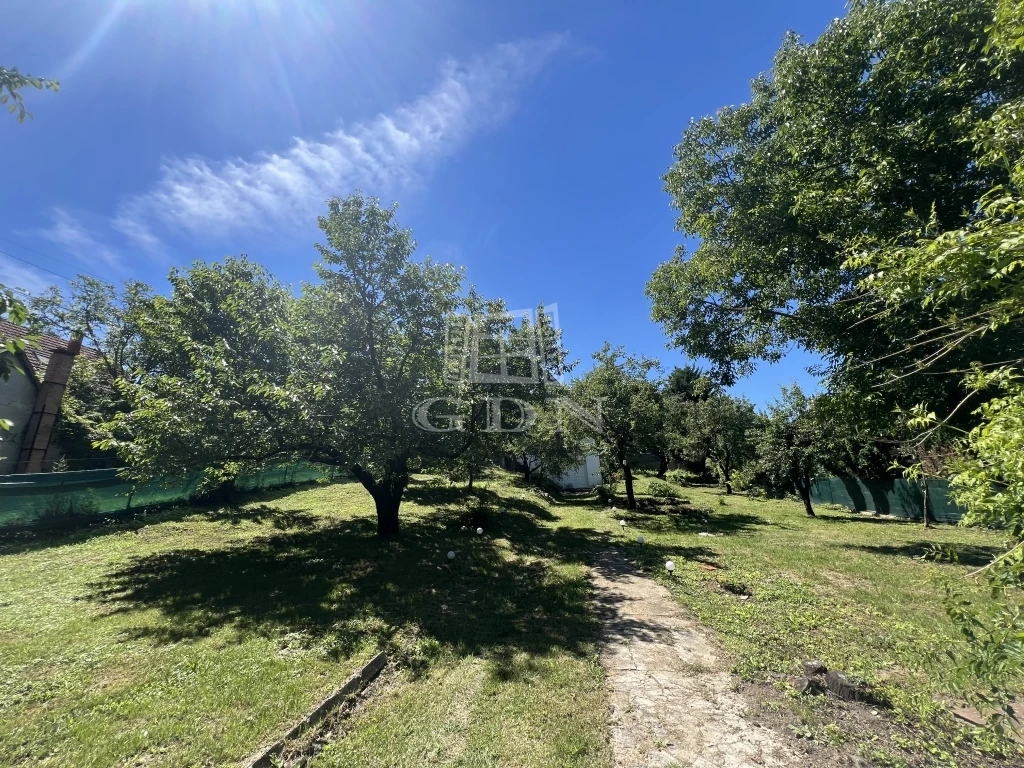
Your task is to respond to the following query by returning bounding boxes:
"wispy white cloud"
[33,208,120,268]
[111,213,162,253]
[114,35,566,248]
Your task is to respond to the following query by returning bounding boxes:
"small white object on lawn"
[666,560,675,573]
[447,551,455,560]
[475,527,483,535]
[637,536,645,544]
[619,519,626,530]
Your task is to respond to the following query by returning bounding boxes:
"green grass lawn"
[0,471,1018,767]
[0,477,612,768]
[606,473,1021,766]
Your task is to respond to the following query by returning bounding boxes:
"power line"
[0,246,77,283]
[0,233,98,276]
[0,234,115,287]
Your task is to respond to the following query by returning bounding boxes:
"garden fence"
[0,463,334,530]
[809,476,964,524]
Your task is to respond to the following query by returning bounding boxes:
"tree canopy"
[102,195,470,535]
[0,284,31,385]
[647,0,1024,734]
[663,364,716,401]
[0,65,59,122]
[843,0,1024,727]
[100,193,574,535]
[571,344,661,509]
[647,0,1024,405]
[751,386,839,516]
[0,284,33,434]
[671,393,758,494]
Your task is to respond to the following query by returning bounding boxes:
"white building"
[552,453,603,490]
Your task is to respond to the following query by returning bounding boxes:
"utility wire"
[0,233,112,284]
[0,234,93,275]
[0,246,77,282]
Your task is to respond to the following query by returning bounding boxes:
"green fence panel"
[0,463,334,530]
[809,476,964,523]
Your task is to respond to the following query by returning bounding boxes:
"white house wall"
[553,453,603,490]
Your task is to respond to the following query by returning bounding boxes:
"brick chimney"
[15,332,84,474]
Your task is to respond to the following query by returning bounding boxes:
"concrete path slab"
[593,551,798,768]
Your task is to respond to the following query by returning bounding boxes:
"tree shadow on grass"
[86,503,615,667]
[205,504,319,530]
[814,512,919,525]
[607,542,722,573]
[840,541,1005,568]
[403,480,557,523]
[623,508,769,537]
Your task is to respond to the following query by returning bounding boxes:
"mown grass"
[0,476,611,768]
[0,470,1018,767]
[605,473,1022,766]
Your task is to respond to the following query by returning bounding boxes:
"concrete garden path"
[592,551,798,768]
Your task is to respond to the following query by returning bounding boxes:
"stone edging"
[242,651,388,768]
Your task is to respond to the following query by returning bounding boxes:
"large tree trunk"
[796,476,815,517]
[722,452,733,494]
[522,455,532,484]
[621,452,637,510]
[373,489,402,536]
[656,453,668,479]
[352,460,408,536]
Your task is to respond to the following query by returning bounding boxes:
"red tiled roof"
[0,318,101,381]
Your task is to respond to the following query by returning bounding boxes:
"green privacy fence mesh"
[0,463,335,530]
[809,476,965,524]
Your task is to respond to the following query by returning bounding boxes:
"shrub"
[730,468,753,492]
[742,464,789,499]
[664,469,693,487]
[692,504,714,519]
[39,494,100,526]
[595,484,616,504]
[648,479,682,499]
[820,502,851,513]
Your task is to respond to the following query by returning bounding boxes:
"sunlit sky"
[4,0,848,406]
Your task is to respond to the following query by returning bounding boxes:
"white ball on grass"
[475,527,483,535]
[666,560,675,572]
[447,551,455,560]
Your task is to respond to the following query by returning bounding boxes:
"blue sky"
[3,0,847,407]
